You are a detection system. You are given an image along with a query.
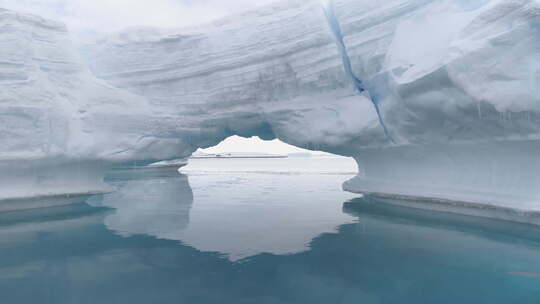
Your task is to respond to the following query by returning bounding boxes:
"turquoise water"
[1,157,540,303]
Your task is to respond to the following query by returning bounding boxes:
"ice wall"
[1,0,540,217]
[0,8,194,205]
[81,0,387,154]
[335,0,540,214]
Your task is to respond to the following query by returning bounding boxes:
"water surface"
[1,157,540,303]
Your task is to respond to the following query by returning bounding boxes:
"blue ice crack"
[321,0,393,142]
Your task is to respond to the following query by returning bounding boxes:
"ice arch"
[80,0,389,159]
[2,0,540,221]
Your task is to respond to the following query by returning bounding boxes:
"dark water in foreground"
[1,158,540,303]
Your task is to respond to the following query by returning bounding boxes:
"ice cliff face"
[1,0,540,217]
[81,0,387,154]
[82,0,540,147]
[0,8,192,205]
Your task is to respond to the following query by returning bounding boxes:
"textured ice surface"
[81,0,385,153]
[1,0,540,216]
[0,8,194,202]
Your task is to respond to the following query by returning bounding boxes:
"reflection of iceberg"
[93,164,356,261]
[90,168,193,238]
[342,197,540,241]
[177,172,356,261]
[0,193,101,213]
[0,203,211,304]
[345,193,540,226]
[2,196,540,302]
[0,203,110,243]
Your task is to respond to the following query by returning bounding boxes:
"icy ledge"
[344,141,540,225]
[0,160,111,212]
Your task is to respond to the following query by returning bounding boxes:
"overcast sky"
[0,0,278,38]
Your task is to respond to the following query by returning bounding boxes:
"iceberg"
[1,0,540,220]
[0,8,194,207]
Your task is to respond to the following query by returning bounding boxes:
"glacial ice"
[1,0,540,220]
[0,7,195,207]
[322,0,393,141]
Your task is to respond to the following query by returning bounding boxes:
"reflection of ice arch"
[2,197,540,302]
[0,203,110,247]
[176,162,357,261]
[92,158,357,261]
[90,168,194,239]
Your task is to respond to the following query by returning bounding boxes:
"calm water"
[1,157,540,303]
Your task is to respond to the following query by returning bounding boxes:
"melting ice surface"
[1,157,540,303]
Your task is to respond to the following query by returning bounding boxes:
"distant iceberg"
[191,152,287,159]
